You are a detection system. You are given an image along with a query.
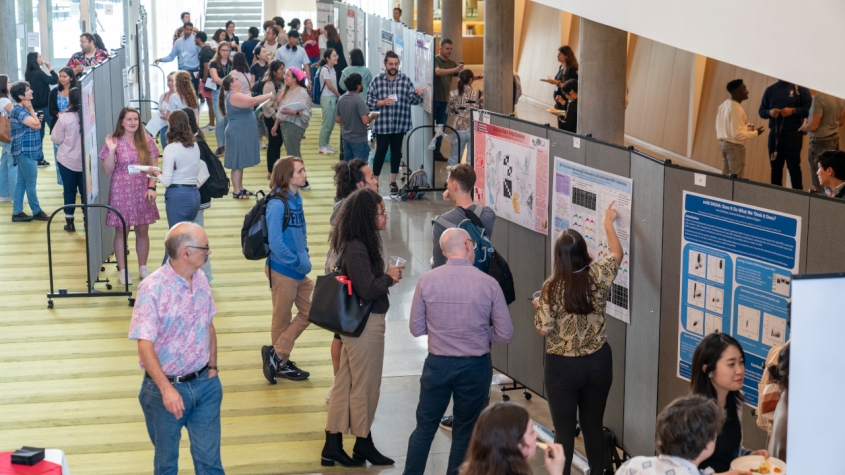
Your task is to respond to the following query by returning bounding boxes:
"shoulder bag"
[0,106,10,144]
[308,245,373,337]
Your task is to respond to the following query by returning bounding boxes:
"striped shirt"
[365,72,423,135]
[9,105,43,159]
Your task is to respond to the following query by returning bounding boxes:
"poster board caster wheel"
[524,392,532,400]
[502,394,510,401]
[101,266,105,272]
[106,283,112,290]
[47,300,53,309]
[129,298,136,307]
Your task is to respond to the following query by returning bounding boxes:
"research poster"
[346,8,355,55]
[552,158,633,323]
[317,0,334,26]
[379,30,393,73]
[81,81,99,202]
[394,35,404,62]
[355,11,365,51]
[413,34,433,113]
[677,192,800,407]
[473,122,549,234]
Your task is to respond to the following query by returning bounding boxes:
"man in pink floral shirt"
[130,222,224,475]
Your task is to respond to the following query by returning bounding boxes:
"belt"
[167,184,198,188]
[145,364,208,383]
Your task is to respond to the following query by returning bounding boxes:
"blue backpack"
[434,205,494,273]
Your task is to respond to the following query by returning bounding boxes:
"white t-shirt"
[320,65,337,98]
[0,97,12,115]
[168,94,199,122]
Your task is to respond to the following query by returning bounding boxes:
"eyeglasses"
[466,239,477,250]
[188,245,210,252]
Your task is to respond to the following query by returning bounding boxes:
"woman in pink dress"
[99,107,160,285]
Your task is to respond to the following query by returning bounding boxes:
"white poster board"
[413,33,433,114]
[472,121,550,235]
[346,7,356,57]
[676,192,800,407]
[81,81,99,202]
[355,9,365,52]
[552,158,633,322]
[379,29,394,73]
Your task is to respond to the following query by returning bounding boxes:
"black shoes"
[37,160,50,168]
[11,212,32,222]
[352,432,395,466]
[32,211,49,222]
[321,431,365,467]
[440,414,454,431]
[261,345,277,385]
[262,346,310,384]
[433,152,448,162]
[390,182,399,194]
[64,218,75,232]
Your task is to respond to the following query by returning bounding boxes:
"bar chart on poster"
[676,192,800,407]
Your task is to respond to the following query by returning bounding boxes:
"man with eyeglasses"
[404,227,513,475]
[129,222,223,475]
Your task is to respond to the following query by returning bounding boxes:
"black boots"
[64,217,75,232]
[321,431,364,467]
[352,432,395,466]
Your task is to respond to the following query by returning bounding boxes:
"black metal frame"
[397,124,461,194]
[46,204,133,309]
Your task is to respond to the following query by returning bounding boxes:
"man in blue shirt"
[274,30,312,87]
[156,22,201,96]
[758,80,812,189]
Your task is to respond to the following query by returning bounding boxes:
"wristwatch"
[148,186,156,191]
[208,366,218,371]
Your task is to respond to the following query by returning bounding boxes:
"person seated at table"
[690,333,769,474]
[616,394,726,475]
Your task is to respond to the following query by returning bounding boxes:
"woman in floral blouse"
[534,200,623,475]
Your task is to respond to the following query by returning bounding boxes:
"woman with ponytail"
[446,68,483,166]
[533,201,622,475]
[219,74,274,199]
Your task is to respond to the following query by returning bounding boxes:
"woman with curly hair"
[459,403,564,475]
[533,201,622,475]
[164,71,200,143]
[321,188,404,467]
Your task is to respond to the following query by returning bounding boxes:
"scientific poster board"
[379,29,394,72]
[394,35,404,61]
[81,81,99,202]
[346,7,356,55]
[355,9,365,52]
[677,192,800,407]
[317,0,334,26]
[552,158,633,322]
[473,121,550,235]
[413,32,433,114]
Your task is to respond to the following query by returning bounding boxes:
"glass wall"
[47,0,82,63]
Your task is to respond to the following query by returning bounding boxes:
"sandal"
[241,189,254,196]
[233,190,250,199]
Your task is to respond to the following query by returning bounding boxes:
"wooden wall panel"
[516,1,563,104]
[624,36,693,156]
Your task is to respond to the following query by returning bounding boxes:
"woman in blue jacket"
[261,156,313,385]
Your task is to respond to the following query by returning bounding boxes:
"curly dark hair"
[332,158,368,202]
[329,189,384,269]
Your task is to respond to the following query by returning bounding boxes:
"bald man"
[404,228,513,475]
[130,223,223,475]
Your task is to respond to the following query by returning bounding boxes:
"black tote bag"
[308,246,373,337]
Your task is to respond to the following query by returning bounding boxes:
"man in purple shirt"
[130,222,223,475]
[404,228,513,475]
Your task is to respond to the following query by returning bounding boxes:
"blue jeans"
[159,125,169,148]
[404,353,492,475]
[53,143,63,185]
[343,139,371,162]
[212,89,228,147]
[449,130,470,166]
[57,161,85,216]
[139,370,224,475]
[163,186,200,265]
[308,56,321,102]
[433,101,448,154]
[13,153,41,215]
[0,143,17,198]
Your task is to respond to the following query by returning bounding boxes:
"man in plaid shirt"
[366,51,424,193]
[67,33,110,76]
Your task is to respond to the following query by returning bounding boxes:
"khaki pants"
[267,267,314,363]
[325,312,386,437]
[808,133,839,192]
[719,140,746,178]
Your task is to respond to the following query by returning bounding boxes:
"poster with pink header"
[473,121,549,235]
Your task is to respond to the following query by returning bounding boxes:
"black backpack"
[464,208,516,305]
[602,427,631,474]
[241,190,289,260]
[198,141,229,199]
[251,78,266,97]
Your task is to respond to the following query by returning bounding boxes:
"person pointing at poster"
[533,200,622,475]
[366,51,424,194]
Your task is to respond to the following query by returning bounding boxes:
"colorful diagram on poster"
[379,30,393,73]
[552,158,632,323]
[677,192,800,408]
[473,121,549,234]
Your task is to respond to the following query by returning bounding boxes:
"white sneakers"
[318,146,338,155]
[139,266,150,280]
[118,269,133,285]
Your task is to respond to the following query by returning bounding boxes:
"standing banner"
[473,121,549,235]
[81,81,99,202]
[677,192,800,407]
[552,158,633,322]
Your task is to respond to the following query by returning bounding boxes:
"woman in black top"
[224,21,240,45]
[690,333,770,474]
[24,52,58,144]
[542,46,578,110]
[322,189,404,468]
[324,25,348,94]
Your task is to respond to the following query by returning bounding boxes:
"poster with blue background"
[677,192,800,408]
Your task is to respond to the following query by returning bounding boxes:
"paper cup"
[532,291,542,301]
[391,256,407,267]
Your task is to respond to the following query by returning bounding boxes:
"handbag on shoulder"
[308,245,373,337]
[0,111,10,144]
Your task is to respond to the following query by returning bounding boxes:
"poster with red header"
[473,121,550,234]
